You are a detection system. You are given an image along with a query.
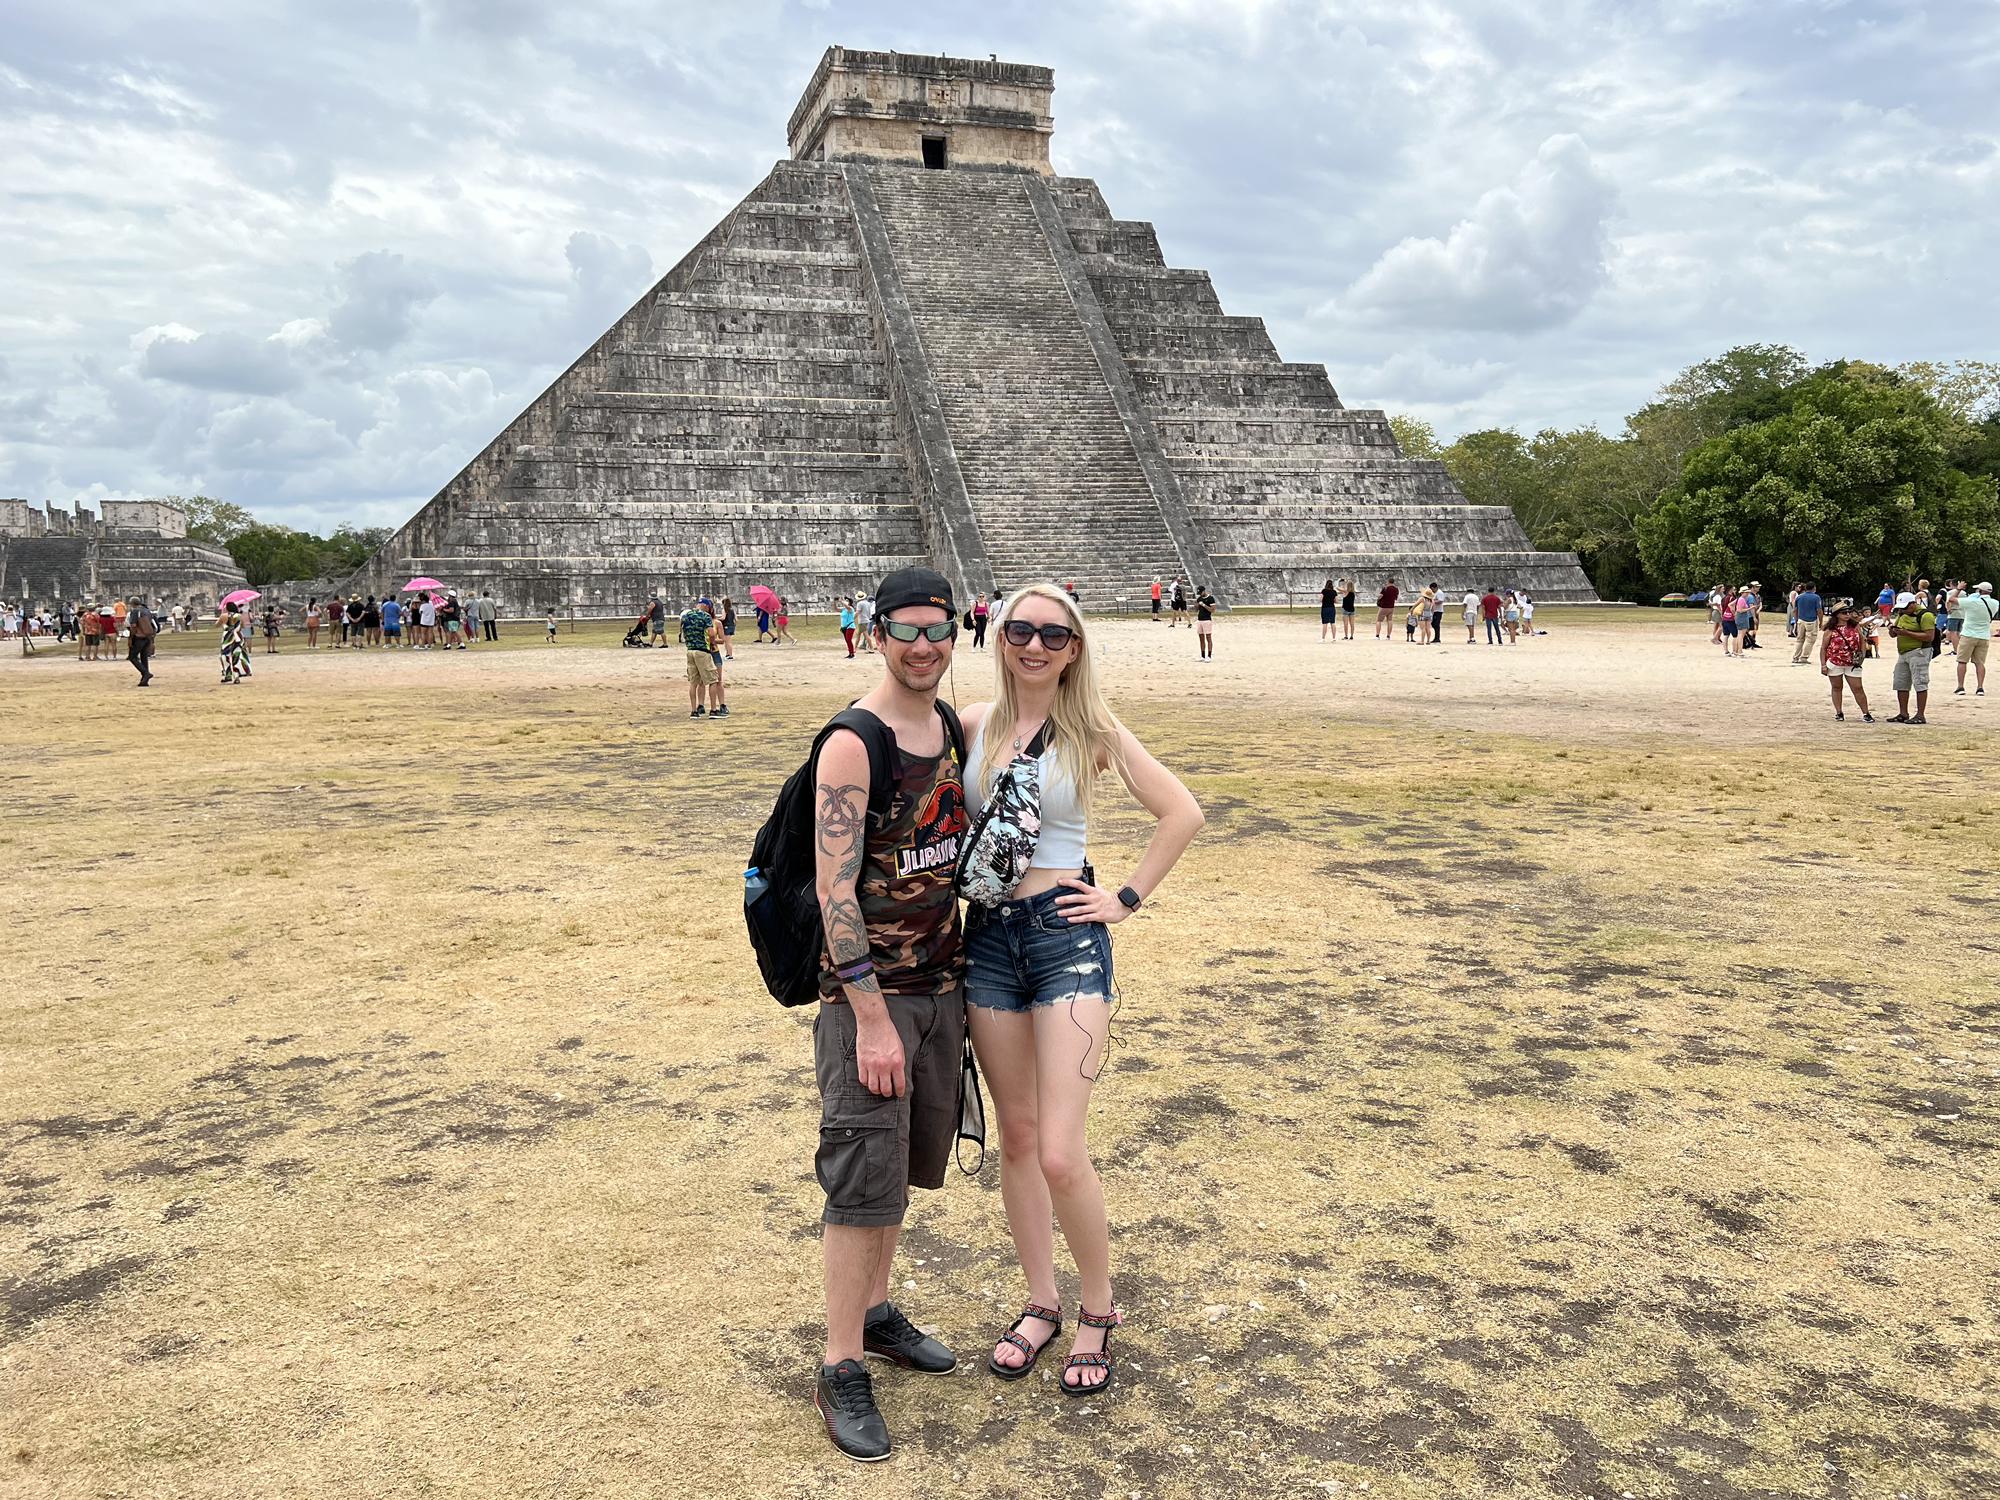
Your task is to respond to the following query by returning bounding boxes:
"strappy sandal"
[1061,1306,1124,1397]
[986,1302,1062,1381]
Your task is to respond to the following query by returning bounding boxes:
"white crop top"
[964,721,1089,869]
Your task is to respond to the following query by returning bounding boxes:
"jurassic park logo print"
[894,773,966,879]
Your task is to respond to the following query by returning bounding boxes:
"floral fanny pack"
[955,724,1051,908]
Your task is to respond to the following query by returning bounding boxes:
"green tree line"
[1391,348,2000,600]
[165,495,392,587]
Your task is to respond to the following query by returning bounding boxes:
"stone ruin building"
[344,46,1596,613]
[0,498,246,611]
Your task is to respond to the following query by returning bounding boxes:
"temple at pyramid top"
[337,45,1596,615]
[787,47,1056,173]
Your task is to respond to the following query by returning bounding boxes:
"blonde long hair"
[975,584,1127,814]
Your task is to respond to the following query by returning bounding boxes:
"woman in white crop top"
[960,582,1205,1396]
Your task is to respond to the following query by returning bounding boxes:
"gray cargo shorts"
[813,987,965,1228]
[1893,647,1933,693]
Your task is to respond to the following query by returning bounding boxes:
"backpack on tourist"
[744,701,965,1007]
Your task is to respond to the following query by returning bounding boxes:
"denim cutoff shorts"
[966,886,1114,1012]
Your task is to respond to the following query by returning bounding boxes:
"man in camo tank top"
[808,566,968,1462]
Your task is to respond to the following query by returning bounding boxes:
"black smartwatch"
[1116,885,1142,911]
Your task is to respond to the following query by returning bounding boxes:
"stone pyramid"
[347,48,1596,613]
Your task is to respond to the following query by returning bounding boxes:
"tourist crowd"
[1304,578,1541,645]
[289,590,503,650]
[4,598,209,649]
[1703,577,1993,724]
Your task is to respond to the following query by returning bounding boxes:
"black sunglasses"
[1000,620,1077,650]
[881,619,957,643]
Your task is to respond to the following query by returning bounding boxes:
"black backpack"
[745,701,965,1007]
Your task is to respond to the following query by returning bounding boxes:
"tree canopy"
[172,494,255,545]
[1400,343,2000,600]
[147,494,392,586]
[1637,363,2000,591]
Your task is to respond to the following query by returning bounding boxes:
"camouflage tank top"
[820,743,967,998]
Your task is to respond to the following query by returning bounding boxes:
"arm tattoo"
[817,777,875,990]
[821,893,880,994]
[816,782,867,887]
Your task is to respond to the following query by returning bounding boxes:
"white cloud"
[1348,350,1509,407]
[139,328,301,395]
[2,0,1998,514]
[563,231,654,336]
[328,251,440,353]
[1337,134,1617,334]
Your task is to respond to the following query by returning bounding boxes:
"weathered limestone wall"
[93,537,242,607]
[342,48,1600,611]
[1046,175,1600,602]
[817,117,1052,173]
[0,531,244,610]
[102,500,189,538]
[340,161,933,617]
[842,165,995,605]
[789,47,1053,173]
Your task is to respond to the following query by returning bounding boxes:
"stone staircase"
[364,162,930,615]
[862,167,1189,608]
[1049,177,1599,602]
[345,154,1597,614]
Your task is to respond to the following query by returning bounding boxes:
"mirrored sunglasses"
[881,619,957,643]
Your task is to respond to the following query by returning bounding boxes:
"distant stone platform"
[0,499,245,610]
[344,46,1596,612]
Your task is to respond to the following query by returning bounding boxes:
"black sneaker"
[690,707,706,719]
[863,1302,957,1374]
[815,1359,890,1462]
[711,704,729,718]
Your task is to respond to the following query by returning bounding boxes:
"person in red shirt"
[1481,588,1505,645]
[1374,579,1400,638]
[1818,603,1874,722]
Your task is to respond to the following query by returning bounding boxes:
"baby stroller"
[621,613,653,648]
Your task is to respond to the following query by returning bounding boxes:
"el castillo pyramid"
[347,48,1596,611]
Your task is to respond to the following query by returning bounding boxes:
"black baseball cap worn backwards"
[873,566,955,618]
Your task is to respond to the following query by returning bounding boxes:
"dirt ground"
[3,607,1996,1500]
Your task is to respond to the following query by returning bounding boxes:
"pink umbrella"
[222,588,262,606]
[403,576,446,592]
[748,585,781,613]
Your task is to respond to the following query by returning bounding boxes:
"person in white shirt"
[1460,589,1479,643]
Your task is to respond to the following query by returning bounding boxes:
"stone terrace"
[350,162,929,618]
[1047,177,1598,603]
[345,48,1596,612]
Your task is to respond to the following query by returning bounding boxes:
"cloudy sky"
[4,0,1996,533]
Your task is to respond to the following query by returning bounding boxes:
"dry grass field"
[3,607,1996,1500]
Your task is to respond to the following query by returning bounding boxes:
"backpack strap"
[813,701,964,823]
[934,699,966,768]
[814,708,897,820]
